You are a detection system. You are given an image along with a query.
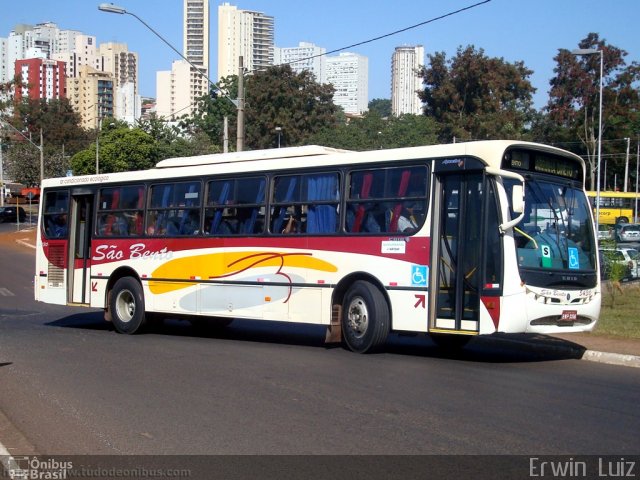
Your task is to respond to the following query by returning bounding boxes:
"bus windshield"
[509,178,597,275]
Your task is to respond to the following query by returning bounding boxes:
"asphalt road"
[0,233,639,464]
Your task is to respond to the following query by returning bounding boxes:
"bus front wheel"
[342,280,389,353]
[110,277,146,334]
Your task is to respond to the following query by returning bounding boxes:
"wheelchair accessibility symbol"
[411,265,428,286]
[568,247,579,270]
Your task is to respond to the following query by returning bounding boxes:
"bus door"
[429,167,485,334]
[68,192,94,305]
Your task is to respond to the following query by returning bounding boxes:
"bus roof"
[155,145,351,168]
[41,140,584,189]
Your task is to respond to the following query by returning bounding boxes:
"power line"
[264,0,492,73]
[162,1,493,121]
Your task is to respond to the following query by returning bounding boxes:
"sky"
[1,0,639,109]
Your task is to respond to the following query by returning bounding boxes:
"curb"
[477,335,640,369]
[582,350,640,368]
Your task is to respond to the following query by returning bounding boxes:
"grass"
[595,282,640,339]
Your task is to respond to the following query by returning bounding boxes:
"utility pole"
[624,137,630,192]
[223,117,229,153]
[236,56,245,152]
[0,138,4,207]
[39,129,44,185]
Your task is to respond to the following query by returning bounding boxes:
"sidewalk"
[2,226,639,367]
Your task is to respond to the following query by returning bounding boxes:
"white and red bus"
[34,141,601,352]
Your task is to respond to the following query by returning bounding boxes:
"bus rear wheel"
[110,277,146,334]
[341,280,389,353]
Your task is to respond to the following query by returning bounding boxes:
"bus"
[586,190,640,225]
[34,141,601,352]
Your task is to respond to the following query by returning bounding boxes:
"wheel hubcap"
[115,289,135,323]
[347,296,368,339]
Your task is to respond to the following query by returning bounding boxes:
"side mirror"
[511,184,524,214]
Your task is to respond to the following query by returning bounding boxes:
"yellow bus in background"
[587,191,639,225]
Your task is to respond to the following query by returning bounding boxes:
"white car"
[618,247,640,278]
[601,247,640,279]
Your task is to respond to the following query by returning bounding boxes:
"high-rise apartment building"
[100,42,140,125]
[391,45,424,116]
[14,58,65,101]
[325,52,368,115]
[67,65,114,129]
[274,42,326,83]
[218,2,274,80]
[51,34,101,79]
[184,0,209,107]
[156,60,193,120]
[156,0,209,118]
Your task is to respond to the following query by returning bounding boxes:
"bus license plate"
[560,310,577,322]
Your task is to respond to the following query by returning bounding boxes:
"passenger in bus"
[396,202,420,233]
[282,213,298,234]
[48,213,67,238]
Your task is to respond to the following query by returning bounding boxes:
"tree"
[179,77,238,147]
[2,98,90,184]
[243,65,338,149]
[138,113,220,160]
[546,33,640,190]
[307,111,438,151]
[368,98,392,117]
[70,126,158,175]
[417,45,536,142]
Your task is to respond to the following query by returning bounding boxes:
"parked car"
[616,247,640,278]
[599,248,634,280]
[614,223,640,242]
[597,223,613,240]
[0,206,27,223]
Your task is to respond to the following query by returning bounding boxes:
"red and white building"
[15,58,66,101]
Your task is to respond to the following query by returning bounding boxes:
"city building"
[156,0,209,118]
[274,42,326,83]
[156,60,193,120]
[100,42,140,124]
[184,0,209,109]
[325,52,368,115]
[51,34,101,79]
[391,45,424,116]
[218,2,274,80]
[0,38,7,83]
[14,58,65,101]
[66,65,114,129]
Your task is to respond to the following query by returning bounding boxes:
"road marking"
[16,239,35,250]
[0,289,14,297]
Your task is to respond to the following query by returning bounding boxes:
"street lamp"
[275,127,282,148]
[572,47,603,233]
[98,3,245,151]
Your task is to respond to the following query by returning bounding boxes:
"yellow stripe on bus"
[149,251,338,294]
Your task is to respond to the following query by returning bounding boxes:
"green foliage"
[597,286,640,338]
[418,45,536,142]
[244,65,338,149]
[307,111,438,151]
[138,114,220,160]
[368,98,392,117]
[70,127,158,175]
[11,98,90,157]
[179,76,239,146]
[2,98,89,185]
[546,33,640,190]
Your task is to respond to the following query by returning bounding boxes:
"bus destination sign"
[503,149,582,181]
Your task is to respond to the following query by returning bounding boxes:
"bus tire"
[110,277,146,334]
[342,280,389,353]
